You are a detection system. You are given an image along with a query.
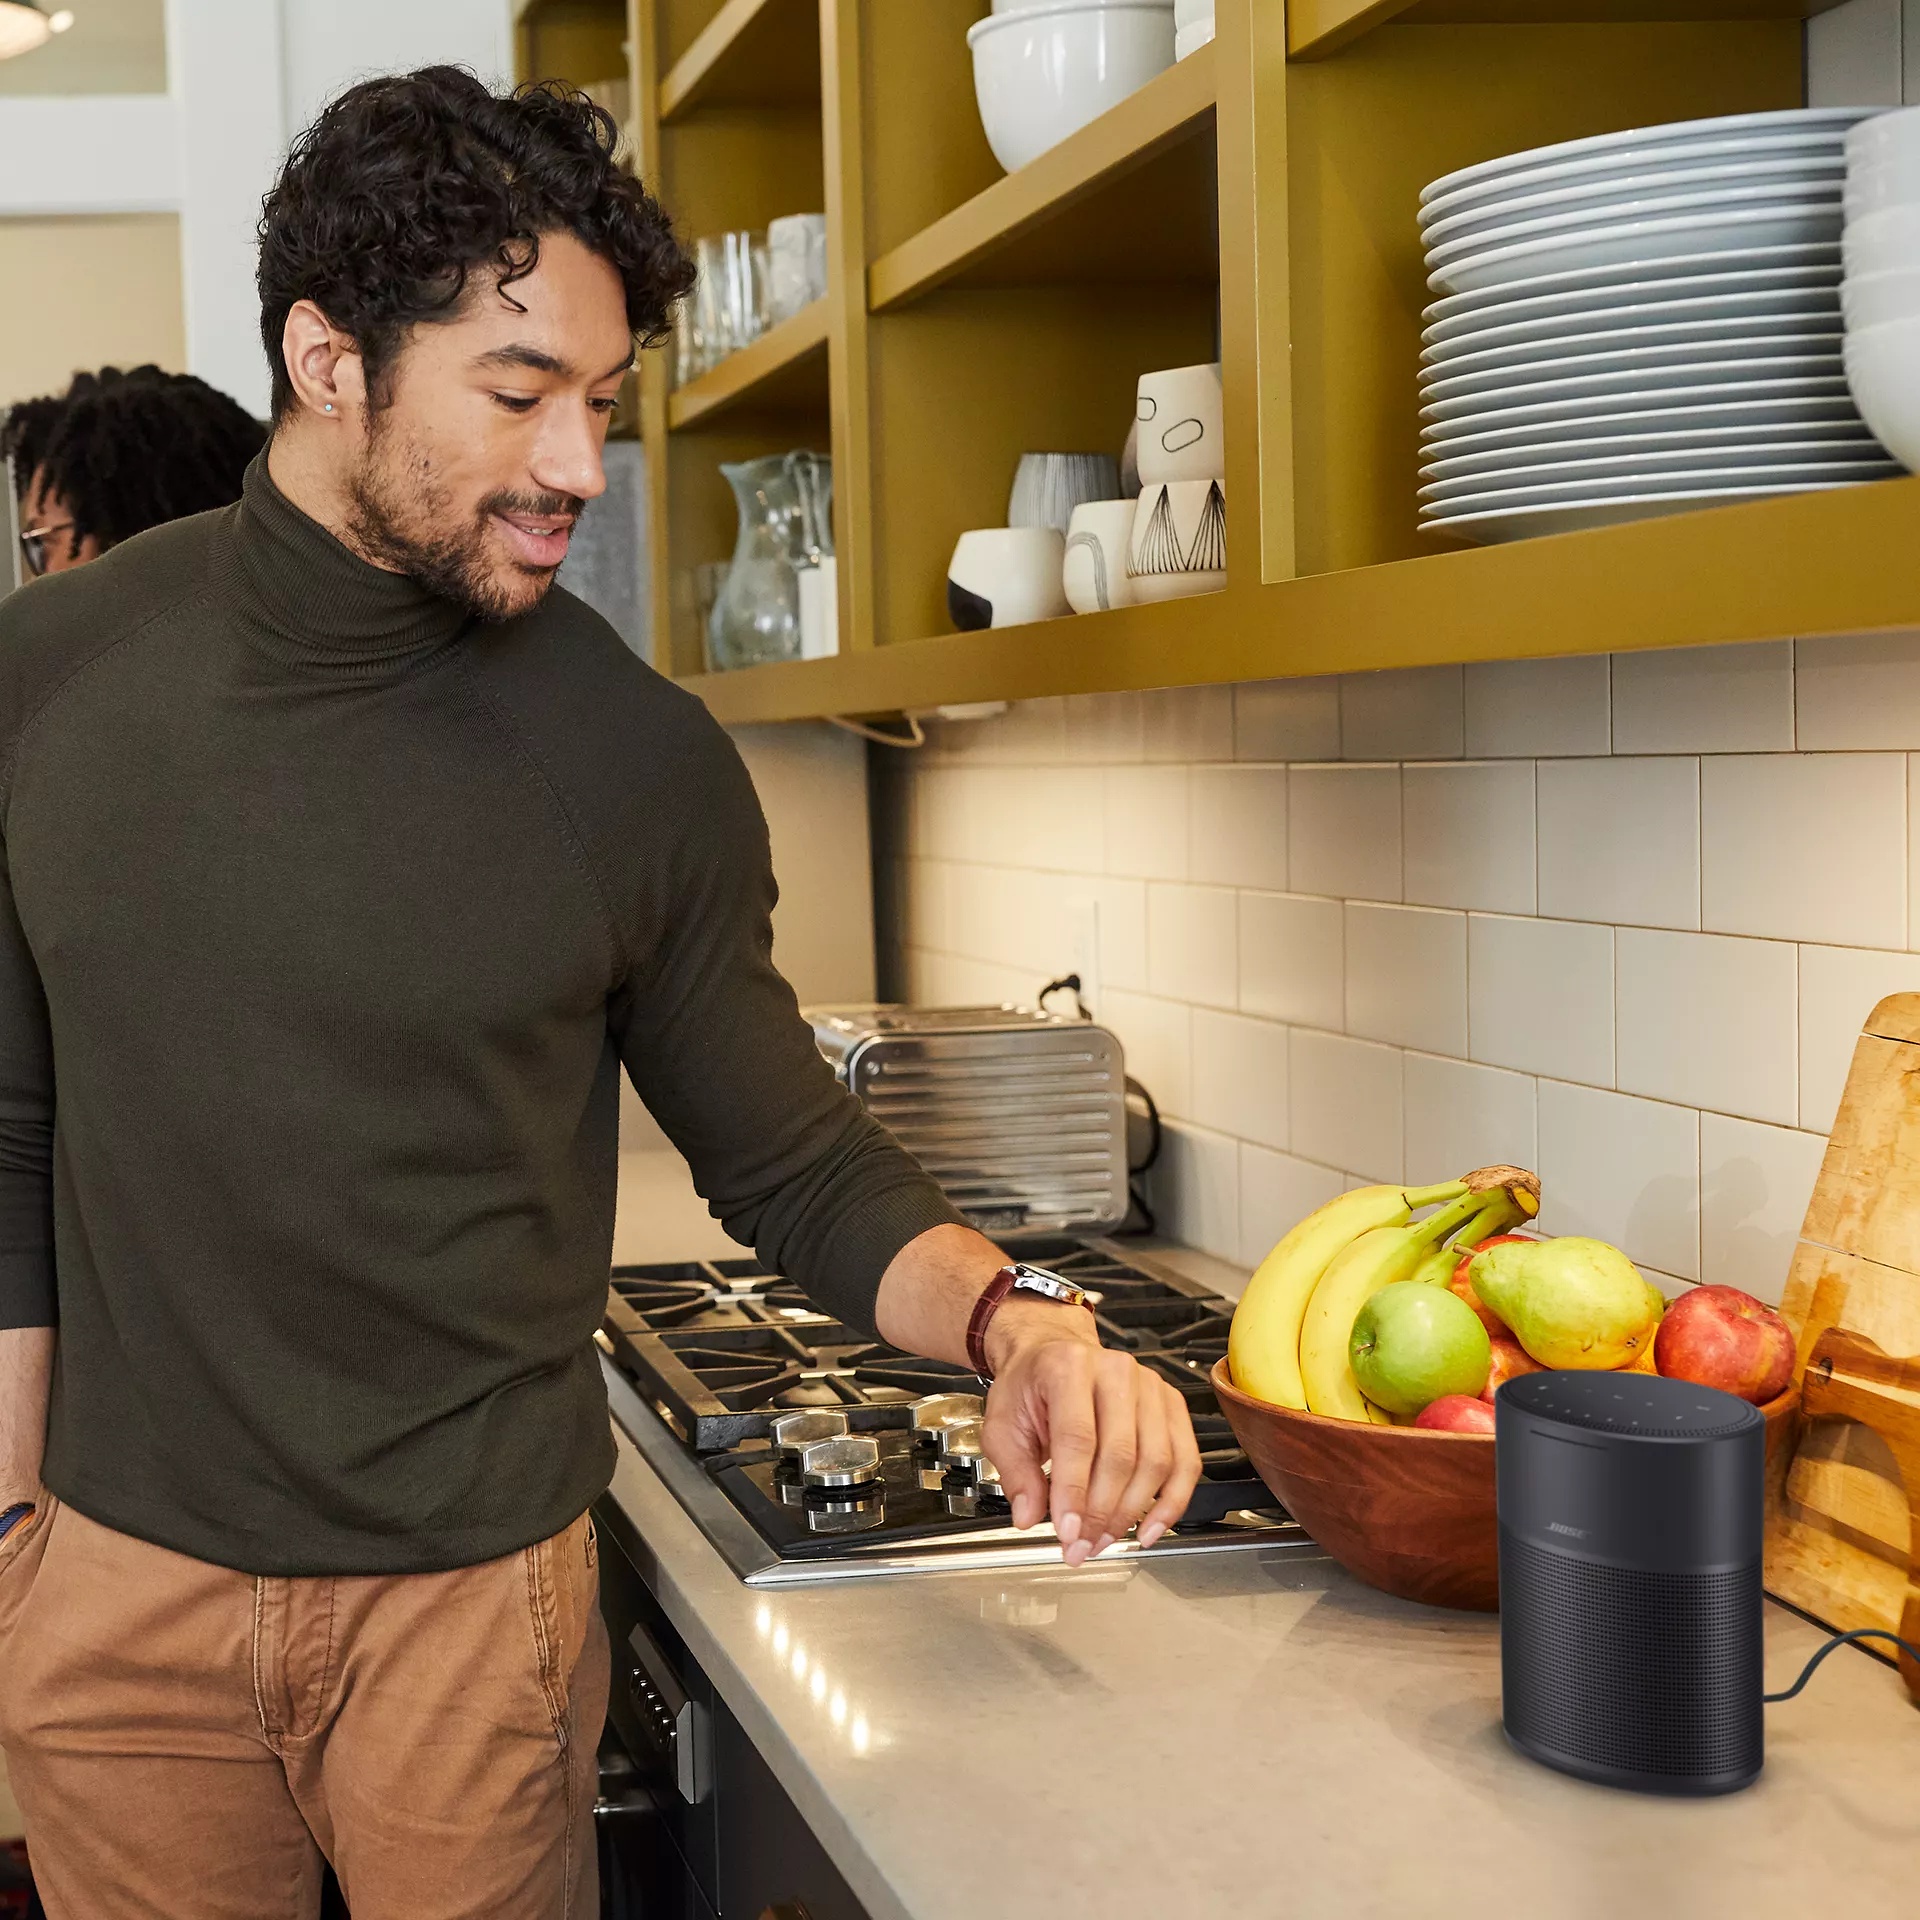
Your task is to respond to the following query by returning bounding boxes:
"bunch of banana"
[1227,1165,1541,1418]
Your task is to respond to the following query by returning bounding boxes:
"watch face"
[1009,1264,1087,1304]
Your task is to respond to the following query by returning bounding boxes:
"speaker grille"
[1501,1530,1762,1785]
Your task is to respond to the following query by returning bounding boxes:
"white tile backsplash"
[1289,764,1402,902]
[1463,655,1611,759]
[1701,752,1906,948]
[1699,1113,1827,1305]
[1190,765,1289,892]
[1537,1081,1700,1280]
[1341,666,1465,761]
[1468,914,1614,1088]
[1611,642,1794,754]
[1191,1008,1290,1151]
[1536,757,1700,930]
[890,637,1913,1274]
[1403,761,1537,915]
[1345,902,1468,1055]
[1614,928,1797,1125]
[1290,1030,1404,1182]
[1238,891,1345,1032]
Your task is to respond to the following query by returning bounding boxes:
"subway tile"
[1288,764,1402,901]
[1142,685,1234,763]
[1615,929,1797,1126]
[1064,691,1145,764]
[1797,942,1920,1132]
[1149,1121,1242,1264]
[1190,765,1288,892]
[1701,753,1906,948]
[1085,877,1149,994]
[1340,666,1465,761]
[1463,656,1611,758]
[1536,757,1700,930]
[1289,1030,1404,1182]
[1238,892,1345,1032]
[914,950,1033,1008]
[905,859,953,954]
[1536,1081,1700,1280]
[1403,761,1536,915]
[1238,1144,1346,1270]
[946,865,1056,973]
[1148,884,1238,1008]
[1795,630,1920,749]
[1235,678,1340,762]
[1191,1008,1290,1151]
[1699,1114,1827,1305]
[1100,990,1192,1118]
[1611,642,1793,753]
[1103,765,1189,881]
[1468,914,1614,1088]
[1403,1054,1537,1185]
[1005,767,1105,873]
[1345,903,1468,1055]
[932,697,1066,764]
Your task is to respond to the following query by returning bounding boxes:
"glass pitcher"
[706,452,828,672]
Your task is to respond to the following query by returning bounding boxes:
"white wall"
[280,0,511,141]
[1808,0,1920,104]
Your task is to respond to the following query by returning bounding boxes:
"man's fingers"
[1101,1383,1177,1551]
[1136,1381,1206,1549]
[1035,1345,1098,1553]
[1077,1353,1144,1553]
[981,1397,1050,1531]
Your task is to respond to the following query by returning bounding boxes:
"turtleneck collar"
[217,453,472,676]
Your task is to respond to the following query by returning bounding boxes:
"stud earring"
[324,403,335,413]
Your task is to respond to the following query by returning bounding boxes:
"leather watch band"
[966,1268,1019,1381]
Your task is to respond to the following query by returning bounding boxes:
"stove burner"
[666,1346,800,1410]
[842,1346,981,1398]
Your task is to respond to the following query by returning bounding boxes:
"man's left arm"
[610,721,1200,1565]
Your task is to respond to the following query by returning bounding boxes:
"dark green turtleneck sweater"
[0,459,959,1576]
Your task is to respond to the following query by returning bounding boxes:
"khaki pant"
[0,1495,609,1919]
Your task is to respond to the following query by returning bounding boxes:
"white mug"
[947,528,1069,630]
[1062,500,1138,614]
[1127,477,1225,602]
[1135,361,1224,486]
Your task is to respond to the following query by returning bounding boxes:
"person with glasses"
[4,365,264,580]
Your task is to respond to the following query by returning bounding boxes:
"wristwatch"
[966,1263,1099,1382]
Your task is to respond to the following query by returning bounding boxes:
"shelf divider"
[867,44,1217,313]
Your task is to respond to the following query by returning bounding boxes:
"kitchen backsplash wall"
[869,635,1920,1307]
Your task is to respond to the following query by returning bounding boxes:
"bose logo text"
[1547,1522,1588,1538]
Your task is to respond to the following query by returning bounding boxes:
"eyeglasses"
[19,521,73,579]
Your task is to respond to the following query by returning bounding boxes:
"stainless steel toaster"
[806,1005,1129,1238]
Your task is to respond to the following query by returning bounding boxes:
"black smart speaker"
[1496,1369,1766,1796]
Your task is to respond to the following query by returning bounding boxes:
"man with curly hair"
[0,66,1201,1918]
[5,365,265,579]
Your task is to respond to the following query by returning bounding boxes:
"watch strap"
[0,1501,35,1545]
[965,1268,1019,1381]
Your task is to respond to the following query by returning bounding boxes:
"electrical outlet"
[1066,896,1101,1019]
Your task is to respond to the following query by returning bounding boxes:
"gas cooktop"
[599,1238,1313,1584]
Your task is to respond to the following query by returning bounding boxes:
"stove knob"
[935,1417,986,1464]
[798,1434,883,1491]
[770,1410,849,1464]
[910,1392,985,1445]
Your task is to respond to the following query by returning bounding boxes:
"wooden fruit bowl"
[1211,1358,1800,1613]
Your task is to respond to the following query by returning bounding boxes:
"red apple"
[1480,1332,1545,1404]
[1414,1393,1497,1434]
[1652,1286,1794,1405]
[1449,1234,1533,1334]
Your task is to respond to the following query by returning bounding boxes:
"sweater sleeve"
[607,729,962,1336]
[0,832,56,1330]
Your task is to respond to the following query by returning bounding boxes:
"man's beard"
[345,419,582,624]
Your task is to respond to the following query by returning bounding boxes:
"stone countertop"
[605,1382,1920,1920]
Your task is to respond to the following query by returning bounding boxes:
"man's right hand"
[0,1325,55,1511]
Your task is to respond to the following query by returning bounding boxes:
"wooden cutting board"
[1770,992,1920,1702]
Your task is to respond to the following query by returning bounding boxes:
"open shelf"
[868,45,1219,310]
[667,298,830,430]
[1287,0,1853,63]
[681,479,1920,724]
[659,0,821,121]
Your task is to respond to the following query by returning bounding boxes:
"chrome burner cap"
[798,1434,882,1490]
[910,1392,985,1445]
[770,1410,849,1463]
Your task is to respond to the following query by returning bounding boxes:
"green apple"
[1350,1282,1493,1417]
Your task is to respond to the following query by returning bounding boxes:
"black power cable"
[1764,1627,1920,1704]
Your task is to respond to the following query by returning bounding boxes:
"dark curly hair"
[257,66,693,421]
[10,366,264,555]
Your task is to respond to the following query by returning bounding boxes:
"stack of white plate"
[1417,108,1901,544]
[1842,106,1920,472]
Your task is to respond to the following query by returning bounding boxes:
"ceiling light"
[0,5,74,62]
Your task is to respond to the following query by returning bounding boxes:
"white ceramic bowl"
[1842,266,1920,333]
[1843,202,1920,278]
[947,527,1070,629]
[1844,314,1920,470]
[1844,154,1920,223]
[969,2,1176,175]
[1845,104,1920,171]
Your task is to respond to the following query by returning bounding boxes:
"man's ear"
[281,301,367,420]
